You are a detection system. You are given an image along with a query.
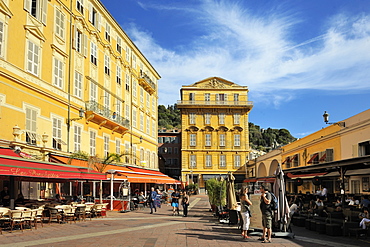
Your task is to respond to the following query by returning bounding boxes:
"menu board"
[249,193,263,230]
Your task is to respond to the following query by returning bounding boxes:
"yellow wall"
[0,0,159,169]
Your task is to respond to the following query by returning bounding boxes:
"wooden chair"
[34,208,44,228]
[93,204,104,218]
[22,210,35,230]
[63,207,76,224]
[75,205,86,221]
[85,204,94,220]
[10,210,24,232]
[47,208,62,224]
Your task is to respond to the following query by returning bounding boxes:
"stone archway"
[257,162,267,178]
[269,159,279,176]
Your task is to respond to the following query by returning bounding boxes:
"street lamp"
[323,111,345,127]
[66,108,85,124]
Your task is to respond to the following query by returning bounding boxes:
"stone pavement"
[1,195,370,247]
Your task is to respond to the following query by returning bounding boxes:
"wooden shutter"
[83,33,87,57]
[41,0,48,25]
[72,25,76,50]
[24,0,31,12]
[88,3,93,23]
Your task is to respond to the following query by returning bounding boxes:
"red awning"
[0,155,106,180]
[243,178,257,183]
[125,166,165,176]
[319,153,327,162]
[291,154,298,161]
[307,153,319,164]
[286,172,327,179]
[113,171,179,184]
[282,157,290,164]
[243,177,275,183]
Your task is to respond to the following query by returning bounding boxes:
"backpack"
[268,192,278,211]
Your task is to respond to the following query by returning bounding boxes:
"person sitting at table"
[359,207,370,229]
[15,193,25,205]
[55,194,63,203]
[0,186,10,206]
[334,198,342,207]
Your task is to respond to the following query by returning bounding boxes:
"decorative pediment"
[24,25,46,42]
[0,0,13,18]
[202,126,214,132]
[231,126,243,132]
[189,77,238,89]
[217,126,229,132]
[186,126,199,132]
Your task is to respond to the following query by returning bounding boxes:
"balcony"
[139,70,156,94]
[177,100,254,109]
[85,101,130,135]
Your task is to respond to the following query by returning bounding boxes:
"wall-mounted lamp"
[66,108,85,124]
[323,111,345,127]
[12,125,21,141]
[42,132,48,147]
[133,136,143,144]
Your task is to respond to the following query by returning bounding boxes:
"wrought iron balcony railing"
[85,101,130,128]
[177,100,253,107]
[139,70,156,91]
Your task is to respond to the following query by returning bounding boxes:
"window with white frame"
[152,119,155,137]
[140,87,144,103]
[24,0,48,24]
[151,153,155,168]
[216,93,227,102]
[115,98,121,117]
[89,131,96,155]
[152,98,155,112]
[140,148,144,162]
[125,74,130,91]
[90,82,97,101]
[74,125,81,152]
[234,155,241,168]
[125,46,130,62]
[76,0,84,14]
[27,40,40,76]
[205,134,211,147]
[234,93,239,101]
[234,134,240,147]
[219,113,225,124]
[0,21,4,57]
[53,58,64,88]
[90,41,97,65]
[146,150,150,167]
[115,64,121,84]
[105,23,110,42]
[220,155,226,167]
[234,113,240,125]
[205,155,212,167]
[104,54,110,75]
[104,135,109,156]
[88,4,101,30]
[116,36,122,53]
[146,116,150,134]
[132,107,137,127]
[146,92,150,108]
[116,139,120,154]
[74,71,82,98]
[189,134,196,147]
[189,113,196,124]
[189,93,195,101]
[25,108,37,145]
[204,113,211,125]
[104,91,110,109]
[205,93,210,101]
[190,155,196,168]
[132,54,136,68]
[219,134,225,147]
[55,9,65,39]
[52,118,62,150]
[133,78,137,97]
[124,142,129,162]
[125,104,130,120]
[75,28,82,53]
[140,112,144,131]
[132,145,137,163]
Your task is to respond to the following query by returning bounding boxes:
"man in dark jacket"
[148,187,157,214]
[259,185,272,243]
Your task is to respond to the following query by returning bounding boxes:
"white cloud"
[129,0,370,106]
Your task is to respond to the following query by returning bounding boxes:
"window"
[219,134,225,147]
[140,148,144,162]
[53,58,64,88]
[116,139,121,154]
[190,134,196,147]
[140,88,144,103]
[104,91,110,109]
[189,93,195,101]
[326,148,334,162]
[0,21,4,57]
[359,141,370,156]
[205,93,210,101]
[189,113,196,124]
[74,71,82,98]
[89,131,96,155]
[90,42,97,65]
[25,108,37,145]
[146,92,150,108]
[234,93,239,101]
[75,28,82,53]
[76,0,84,14]
[132,54,136,68]
[89,4,101,30]
[104,135,109,156]
[105,23,110,42]
[234,134,240,147]
[115,99,121,118]
[132,107,137,127]
[125,104,130,120]
[116,36,122,53]
[216,93,227,102]
[116,64,121,84]
[146,116,150,134]
[292,154,299,167]
[24,0,47,24]
[152,119,155,137]
[152,98,155,112]
[234,113,240,125]
[55,9,65,39]
[219,113,225,124]
[204,113,211,125]
[190,155,196,168]
[52,118,62,150]
[174,147,178,154]
[90,82,97,101]
[104,55,110,75]
[140,112,144,131]
[220,155,226,167]
[205,134,211,147]
[205,155,212,167]
[234,155,241,168]
[167,147,172,154]
[125,46,130,62]
[27,40,39,76]
[74,125,81,152]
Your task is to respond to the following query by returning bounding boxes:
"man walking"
[259,185,272,243]
[171,189,180,216]
[148,187,157,214]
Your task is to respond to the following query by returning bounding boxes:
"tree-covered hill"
[158,105,296,151]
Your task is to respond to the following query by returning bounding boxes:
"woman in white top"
[240,188,253,239]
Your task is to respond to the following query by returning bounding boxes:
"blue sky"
[102,0,370,138]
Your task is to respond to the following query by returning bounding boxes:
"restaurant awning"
[0,155,106,180]
[286,172,327,179]
[243,176,275,183]
[112,170,180,184]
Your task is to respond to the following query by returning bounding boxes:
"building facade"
[158,129,182,180]
[0,0,159,169]
[177,77,253,191]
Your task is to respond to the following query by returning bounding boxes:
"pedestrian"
[155,188,162,208]
[171,188,180,216]
[240,187,252,239]
[168,185,174,205]
[182,191,190,217]
[259,185,273,243]
[148,187,157,214]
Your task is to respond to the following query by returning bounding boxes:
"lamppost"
[323,111,345,127]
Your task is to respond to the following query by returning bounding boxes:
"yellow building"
[0,0,159,168]
[177,77,253,191]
